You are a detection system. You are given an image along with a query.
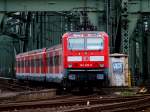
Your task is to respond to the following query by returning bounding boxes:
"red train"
[16,31,109,89]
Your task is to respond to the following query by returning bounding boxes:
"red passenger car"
[16,31,109,88]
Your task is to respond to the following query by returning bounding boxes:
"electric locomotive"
[62,31,109,88]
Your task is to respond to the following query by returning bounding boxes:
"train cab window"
[68,38,84,50]
[86,38,104,50]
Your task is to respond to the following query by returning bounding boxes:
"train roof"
[16,48,46,58]
[67,31,106,33]
[16,44,62,58]
[62,31,108,38]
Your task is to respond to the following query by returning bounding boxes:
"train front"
[62,31,109,87]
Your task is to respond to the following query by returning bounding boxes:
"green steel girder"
[0,0,150,13]
[120,0,150,85]
[120,0,150,54]
[121,0,129,54]
[0,0,104,11]
[128,0,150,13]
[0,13,4,25]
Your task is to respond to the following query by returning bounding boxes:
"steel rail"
[0,94,149,111]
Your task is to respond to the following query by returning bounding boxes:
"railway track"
[0,94,149,112]
[0,77,149,112]
[0,77,35,91]
[66,96,150,112]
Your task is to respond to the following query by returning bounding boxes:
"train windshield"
[86,38,104,50]
[68,38,84,50]
[68,37,104,50]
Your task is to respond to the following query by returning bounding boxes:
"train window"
[32,58,35,67]
[28,59,31,67]
[24,60,26,67]
[25,60,27,67]
[35,59,37,67]
[49,56,53,66]
[68,38,84,50]
[18,61,20,67]
[86,38,104,50]
[17,61,19,67]
[40,58,43,66]
[35,58,42,67]
[25,60,28,67]
[31,59,33,67]
[16,61,18,68]
[20,60,21,67]
[47,57,51,66]
[35,59,39,67]
[28,60,30,66]
[54,55,59,65]
[21,60,23,68]
[23,58,25,67]
[34,58,36,67]
[34,59,36,67]
[20,60,23,67]
[22,60,23,67]
[21,60,23,67]
[31,59,34,67]
[38,59,40,67]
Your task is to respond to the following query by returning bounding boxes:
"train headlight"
[69,74,76,80]
[90,56,104,61]
[68,64,72,68]
[67,56,82,62]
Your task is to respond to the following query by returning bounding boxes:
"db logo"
[83,56,89,61]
